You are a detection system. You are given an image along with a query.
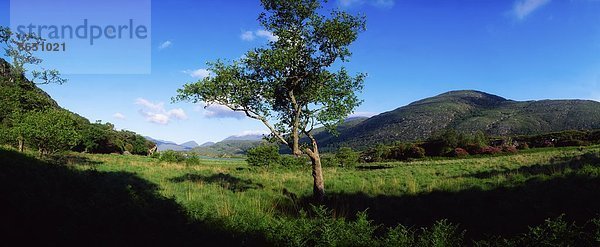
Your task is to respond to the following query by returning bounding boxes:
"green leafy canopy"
[174,0,366,153]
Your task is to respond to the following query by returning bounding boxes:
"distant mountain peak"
[223,133,266,141]
[438,90,508,101]
[200,142,216,147]
[410,90,508,108]
[180,141,199,149]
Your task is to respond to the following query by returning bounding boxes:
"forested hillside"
[0,58,154,155]
[315,90,600,150]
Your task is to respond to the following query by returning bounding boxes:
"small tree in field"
[174,0,366,200]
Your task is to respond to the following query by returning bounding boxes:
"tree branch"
[208,102,290,146]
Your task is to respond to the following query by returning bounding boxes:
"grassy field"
[2,146,600,246]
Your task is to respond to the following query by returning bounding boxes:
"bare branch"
[208,102,290,146]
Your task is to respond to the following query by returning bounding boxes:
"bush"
[418,220,465,247]
[501,145,518,154]
[246,145,281,167]
[517,142,530,150]
[150,151,160,159]
[124,143,134,153]
[388,144,426,160]
[280,155,308,167]
[406,145,426,159]
[360,144,389,163]
[19,109,81,155]
[556,139,590,147]
[185,155,201,166]
[335,147,359,167]
[474,146,502,155]
[267,206,467,247]
[519,215,587,247]
[451,148,469,157]
[159,150,185,163]
[320,154,339,167]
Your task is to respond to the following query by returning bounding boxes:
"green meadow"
[3,145,599,246]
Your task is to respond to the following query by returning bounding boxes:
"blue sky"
[1,0,599,144]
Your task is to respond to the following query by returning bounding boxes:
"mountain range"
[146,134,265,152]
[150,90,600,154]
[314,90,600,150]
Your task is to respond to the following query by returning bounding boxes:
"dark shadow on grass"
[278,153,600,241]
[355,165,393,170]
[169,173,264,192]
[0,148,266,246]
[47,153,105,166]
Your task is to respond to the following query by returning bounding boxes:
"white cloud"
[135,98,188,125]
[233,130,270,137]
[340,0,361,7]
[512,0,551,20]
[135,98,164,112]
[255,30,278,42]
[183,68,212,79]
[241,30,278,42]
[113,112,126,120]
[168,108,188,120]
[195,103,247,119]
[158,40,172,50]
[240,31,255,41]
[339,0,394,8]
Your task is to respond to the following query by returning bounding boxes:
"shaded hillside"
[0,58,154,154]
[316,90,600,150]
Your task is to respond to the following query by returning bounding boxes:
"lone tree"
[174,0,366,200]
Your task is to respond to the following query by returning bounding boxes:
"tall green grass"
[2,145,600,245]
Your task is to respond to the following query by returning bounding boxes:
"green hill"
[0,58,154,155]
[316,90,600,150]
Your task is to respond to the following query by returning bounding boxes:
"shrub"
[246,145,281,167]
[417,220,465,247]
[335,147,359,167]
[150,151,160,159]
[406,145,426,159]
[556,139,590,147]
[501,145,518,154]
[517,142,530,150]
[451,148,469,157]
[388,143,407,160]
[267,206,467,247]
[19,109,81,155]
[538,140,555,148]
[474,146,502,155]
[320,154,339,167]
[124,143,134,153]
[280,155,308,167]
[383,225,416,246]
[360,144,389,163]
[185,155,201,166]
[519,215,584,247]
[159,150,185,163]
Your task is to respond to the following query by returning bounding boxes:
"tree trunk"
[305,133,325,202]
[309,152,325,201]
[18,137,24,152]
